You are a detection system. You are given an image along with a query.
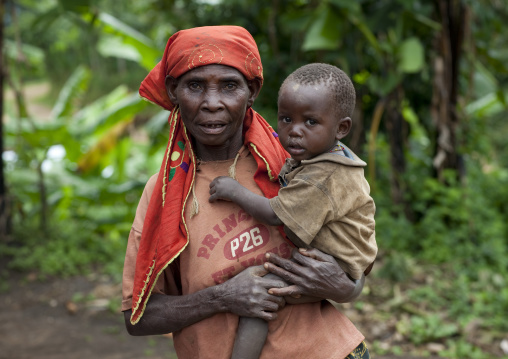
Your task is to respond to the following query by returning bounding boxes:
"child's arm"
[209,176,283,226]
[210,177,330,306]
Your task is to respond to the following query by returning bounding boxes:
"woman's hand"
[218,265,287,320]
[263,248,364,303]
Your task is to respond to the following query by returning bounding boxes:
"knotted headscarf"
[131,26,289,324]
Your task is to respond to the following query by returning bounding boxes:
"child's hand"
[209,176,239,202]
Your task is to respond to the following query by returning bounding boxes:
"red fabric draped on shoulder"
[130,26,289,324]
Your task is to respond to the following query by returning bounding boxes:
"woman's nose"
[202,89,224,112]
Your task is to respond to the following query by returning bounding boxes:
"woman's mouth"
[199,123,226,135]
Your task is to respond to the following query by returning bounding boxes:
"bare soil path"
[0,271,177,359]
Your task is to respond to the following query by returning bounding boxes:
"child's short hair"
[280,63,356,119]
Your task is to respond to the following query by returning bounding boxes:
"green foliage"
[1,219,124,278]
[3,1,508,357]
[3,57,161,277]
[440,339,491,359]
[375,163,508,273]
[397,314,459,345]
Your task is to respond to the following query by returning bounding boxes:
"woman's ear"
[247,78,262,108]
[165,75,179,105]
[336,117,352,140]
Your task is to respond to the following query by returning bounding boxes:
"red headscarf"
[131,26,289,324]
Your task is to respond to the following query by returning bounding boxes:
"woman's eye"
[224,83,237,90]
[189,82,201,90]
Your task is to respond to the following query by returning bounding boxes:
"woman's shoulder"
[145,172,159,194]
[138,173,159,210]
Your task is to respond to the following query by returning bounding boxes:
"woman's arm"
[124,265,287,336]
[264,248,365,304]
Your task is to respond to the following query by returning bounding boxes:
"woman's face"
[166,65,260,154]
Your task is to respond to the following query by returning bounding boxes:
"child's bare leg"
[231,316,268,359]
[231,273,282,359]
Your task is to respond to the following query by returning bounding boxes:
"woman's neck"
[194,137,244,162]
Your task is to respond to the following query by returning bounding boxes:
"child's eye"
[280,116,291,123]
[306,119,317,126]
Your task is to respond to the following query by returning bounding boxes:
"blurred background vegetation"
[0,0,507,358]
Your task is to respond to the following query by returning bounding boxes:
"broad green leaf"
[145,110,171,136]
[98,13,153,45]
[97,36,141,62]
[473,59,498,96]
[16,123,74,151]
[489,48,508,62]
[465,91,508,117]
[329,0,361,15]
[72,85,130,130]
[348,14,381,54]
[279,10,313,34]
[367,73,402,96]
[115,137,131,181]
[4,40,45,67]
[302,7,341,51]
[51,65,91,120]
[77,119,133,173]
[96,12,162,70]
[414,13,441,31]
[79,93,146,136]
[398,37,424,73]
[402,102,429,146]
[31,6,63,37]
[58,0,91,14]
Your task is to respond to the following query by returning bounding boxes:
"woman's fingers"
[221,265,287,319]
[263,247,358,303]
[268,284,302,297]
[263,255,304,286]
[295,247,335,263]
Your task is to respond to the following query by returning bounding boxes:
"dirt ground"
[0,268,442,359]
[0,271,177,359]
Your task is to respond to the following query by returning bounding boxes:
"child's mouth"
[287,144,305,156]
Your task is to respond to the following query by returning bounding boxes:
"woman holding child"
[121,25,371,358]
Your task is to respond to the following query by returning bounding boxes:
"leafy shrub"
[2,218,125,278]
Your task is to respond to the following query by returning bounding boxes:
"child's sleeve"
[269,176,335,245]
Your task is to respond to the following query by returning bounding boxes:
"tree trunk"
[385,85,414,221]
[0,0,10,241]
[349,93,366,156]
[432,0,466,182]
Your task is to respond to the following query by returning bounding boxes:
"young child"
[209,63,377,359]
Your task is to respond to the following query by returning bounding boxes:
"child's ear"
[336,117,352,140]
[165,75,179,105]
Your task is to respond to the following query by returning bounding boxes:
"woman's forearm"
[125,265,286,336]
[338,274,365,303]
[124,286,229,336]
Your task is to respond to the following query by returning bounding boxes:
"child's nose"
[288,124,303,137]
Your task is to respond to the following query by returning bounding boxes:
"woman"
[122,25,368,358]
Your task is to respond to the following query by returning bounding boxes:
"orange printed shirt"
[122,149,364,358]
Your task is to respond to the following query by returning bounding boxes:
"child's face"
[277,81,351,162]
